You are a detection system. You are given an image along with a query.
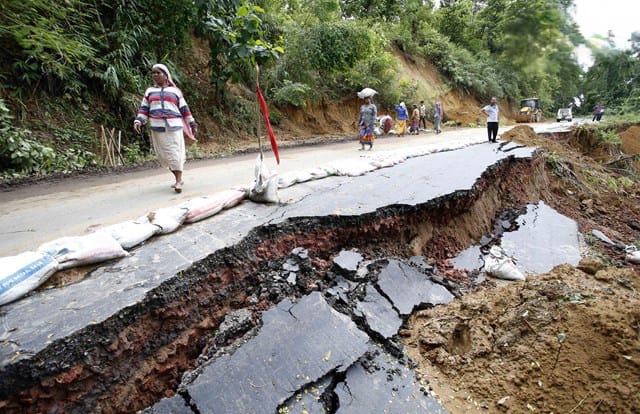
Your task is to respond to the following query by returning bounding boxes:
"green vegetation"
[1,0,639,178]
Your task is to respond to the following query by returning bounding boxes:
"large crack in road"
[0,142,566,413]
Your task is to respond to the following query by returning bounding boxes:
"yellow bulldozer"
[515,97,542,123]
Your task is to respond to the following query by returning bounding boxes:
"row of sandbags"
[0,189,245,306]
[277,143,470,189]
[0,142,479,306]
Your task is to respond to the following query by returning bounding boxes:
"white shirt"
[483,104,499,123]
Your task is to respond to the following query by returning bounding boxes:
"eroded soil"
[405,124,640,414]
[405,265,640,413]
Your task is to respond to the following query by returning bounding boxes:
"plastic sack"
[0,251,59,306]
[370,156,395,168]
[97,217,159,249]
[38,233,128,270]
[248,155,279,203]
[483,245,526,281]
[332,159,377,177]
[148,206,189,234]
[625,245,640,264]
[293,170,314,184]
[182,190,246,223]
[278,172,298,189]
[357,88,377,99]
[308,167,329,179]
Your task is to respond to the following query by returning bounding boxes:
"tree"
[198,0,283,102]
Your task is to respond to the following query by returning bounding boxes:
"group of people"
[358,98,444,150]
[133,63,506,190]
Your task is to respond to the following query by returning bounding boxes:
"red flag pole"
[255,64,280,164]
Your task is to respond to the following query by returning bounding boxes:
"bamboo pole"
[255,63,263,161]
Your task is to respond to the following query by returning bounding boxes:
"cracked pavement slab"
[377,260,454,316]
[185,292,369,414]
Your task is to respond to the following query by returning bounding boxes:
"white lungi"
[151,129,185,171]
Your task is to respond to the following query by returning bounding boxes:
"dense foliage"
[582,34,640,115]
[0,0,637,177]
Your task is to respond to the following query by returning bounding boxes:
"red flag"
[256,86,280,164]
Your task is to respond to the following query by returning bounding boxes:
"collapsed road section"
[0,142,553,413]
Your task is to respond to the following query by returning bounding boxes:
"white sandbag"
[0,251,59,306]
[182,190,246,223]
[332,159,377,177]
[97,217,159,249]
[293,170,314,184]
[38,233,128,270]
[249,155,279,203]
[370,156,395,168]
[357,88,377,99]
[148,206,189,234]
[181,196,224,223]
[308,167,329,179]
[221,189,246,209]
[278,171,299,189]
[319,164,338,176]
[625,245,640,264]
[483,245,526,281]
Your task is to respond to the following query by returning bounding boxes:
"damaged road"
[0,139,578,413]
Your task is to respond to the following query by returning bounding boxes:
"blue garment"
[394,105,408,120]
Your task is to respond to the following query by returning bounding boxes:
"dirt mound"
[405,265,640,413]
[619,125,640,155]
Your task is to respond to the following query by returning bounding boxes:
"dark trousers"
[487,122,499,142]
[419,116,427,129]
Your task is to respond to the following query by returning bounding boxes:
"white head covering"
[152,63,175,87]
[400,102,406,109]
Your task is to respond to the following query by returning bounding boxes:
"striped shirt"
[136,86,195,132]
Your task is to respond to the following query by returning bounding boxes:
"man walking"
[419,101,427,130]
[482,97,499,143]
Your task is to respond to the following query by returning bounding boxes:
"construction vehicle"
[515,97,542,123]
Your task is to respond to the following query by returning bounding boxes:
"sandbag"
[0,251,59,306]
[148,206,189,234]
[483,245,526,281]
[625,245,640,264]
[182,190,246,223]
[221,189,246,209]
[370,156,395,168]
[319,164,338,176]
[331,159,377,177]
[308,167,329,179]
[278,172,299,189]
[97,217,159,249]
[293,170,314,184]
[357,88,377,99]
[38,233,128,270]
[248,155,279,203]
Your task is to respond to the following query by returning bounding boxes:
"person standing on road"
[358,95,377,150]
[592,103,604,122]
[410,104,420,135]
[394,102,408,136]
[481,97,499,143]
[133,64,197,193]
[419,100,427,130]
[433,101,443,134]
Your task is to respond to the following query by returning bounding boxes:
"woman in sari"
[358,96,377,150]
[133,64,197,193]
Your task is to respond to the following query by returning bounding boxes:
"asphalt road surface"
[0,121,573,257]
